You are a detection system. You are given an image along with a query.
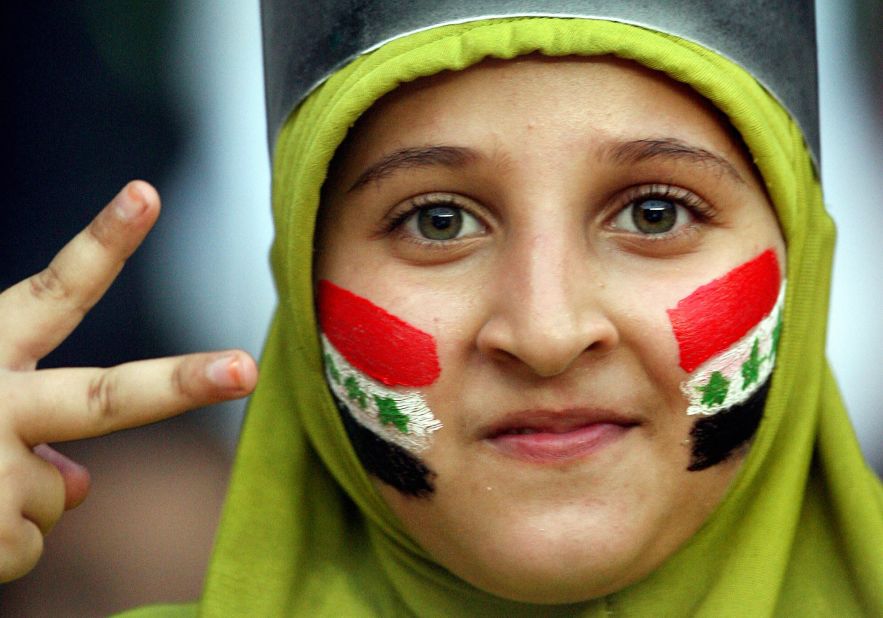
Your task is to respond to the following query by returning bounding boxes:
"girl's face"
[316,56,785,603]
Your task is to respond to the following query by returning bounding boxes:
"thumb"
[33,443,92,510]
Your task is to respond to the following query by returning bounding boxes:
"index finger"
[0,181,160,368]
[7,351,257,445]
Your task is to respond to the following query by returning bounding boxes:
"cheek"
[616,250,784,433]
[668,250,783,413]
[666,250,785,470]
[318,279,440,388]
[317,280,446,496]
[668,249,782,374]
[609,284,691,412]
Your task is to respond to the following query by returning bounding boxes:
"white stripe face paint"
[321,334,443,452]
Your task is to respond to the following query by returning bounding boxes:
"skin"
[316,56,785,603]
[0,181,257,583]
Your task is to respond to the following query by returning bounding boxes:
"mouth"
[482,410,639,464]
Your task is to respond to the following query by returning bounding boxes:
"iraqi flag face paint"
[318,280,440,387]
[668,249,785,416]
[318,280,443,453]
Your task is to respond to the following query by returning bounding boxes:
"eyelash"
[610,184,718,238]
[376,184,718,243]
[377,193,486,243]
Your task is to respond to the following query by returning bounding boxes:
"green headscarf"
[124,17,883,617]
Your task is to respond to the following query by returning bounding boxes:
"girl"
[2,3,880,615]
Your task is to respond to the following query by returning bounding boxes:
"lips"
[483,410,639,464]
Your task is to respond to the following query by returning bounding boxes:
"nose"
[475,232,620,378]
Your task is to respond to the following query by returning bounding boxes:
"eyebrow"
[347,145,479,193]
[347,137,745,192]
[607,138,746,184]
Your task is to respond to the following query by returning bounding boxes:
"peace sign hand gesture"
[0,181,257,582]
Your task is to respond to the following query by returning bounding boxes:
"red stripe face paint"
[318,280,441,387]
[668,249,782,373]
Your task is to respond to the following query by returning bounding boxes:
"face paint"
[318,279,440,387]
[667,250,785,469]
[668,249,782,374]
[669,250,784,415]
[331,393,436,497]
[679,282,785,417]
[317,280,442,496]
[687,378,770,471]
[322,334,441,452]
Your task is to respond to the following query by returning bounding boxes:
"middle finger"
[0,182,159,369]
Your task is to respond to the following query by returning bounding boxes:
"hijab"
[122,16,883,617]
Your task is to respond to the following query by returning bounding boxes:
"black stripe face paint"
[333,393,436,497]
[687,376,770,471]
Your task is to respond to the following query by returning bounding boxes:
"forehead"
[326,55,762,193]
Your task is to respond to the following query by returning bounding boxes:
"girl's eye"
[612,198,694,235]
[404,204,484,241]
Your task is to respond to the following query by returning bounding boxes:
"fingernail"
[115,183,147,221]
[206,355,242,389]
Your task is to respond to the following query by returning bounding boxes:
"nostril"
[477,310,619,378]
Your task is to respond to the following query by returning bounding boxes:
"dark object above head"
[260,0,819,166]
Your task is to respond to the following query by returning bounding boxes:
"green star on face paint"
[698,371,730,407]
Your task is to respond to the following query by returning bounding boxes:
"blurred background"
[0,1,880,615]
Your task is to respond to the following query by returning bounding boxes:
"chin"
[376,422,739,604]
[435,527,656,604]
[400,493,674,605]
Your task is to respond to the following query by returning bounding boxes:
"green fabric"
[115,604,197,618]
[137,17,882,616]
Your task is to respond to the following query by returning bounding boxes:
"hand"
[0,181,258,582]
